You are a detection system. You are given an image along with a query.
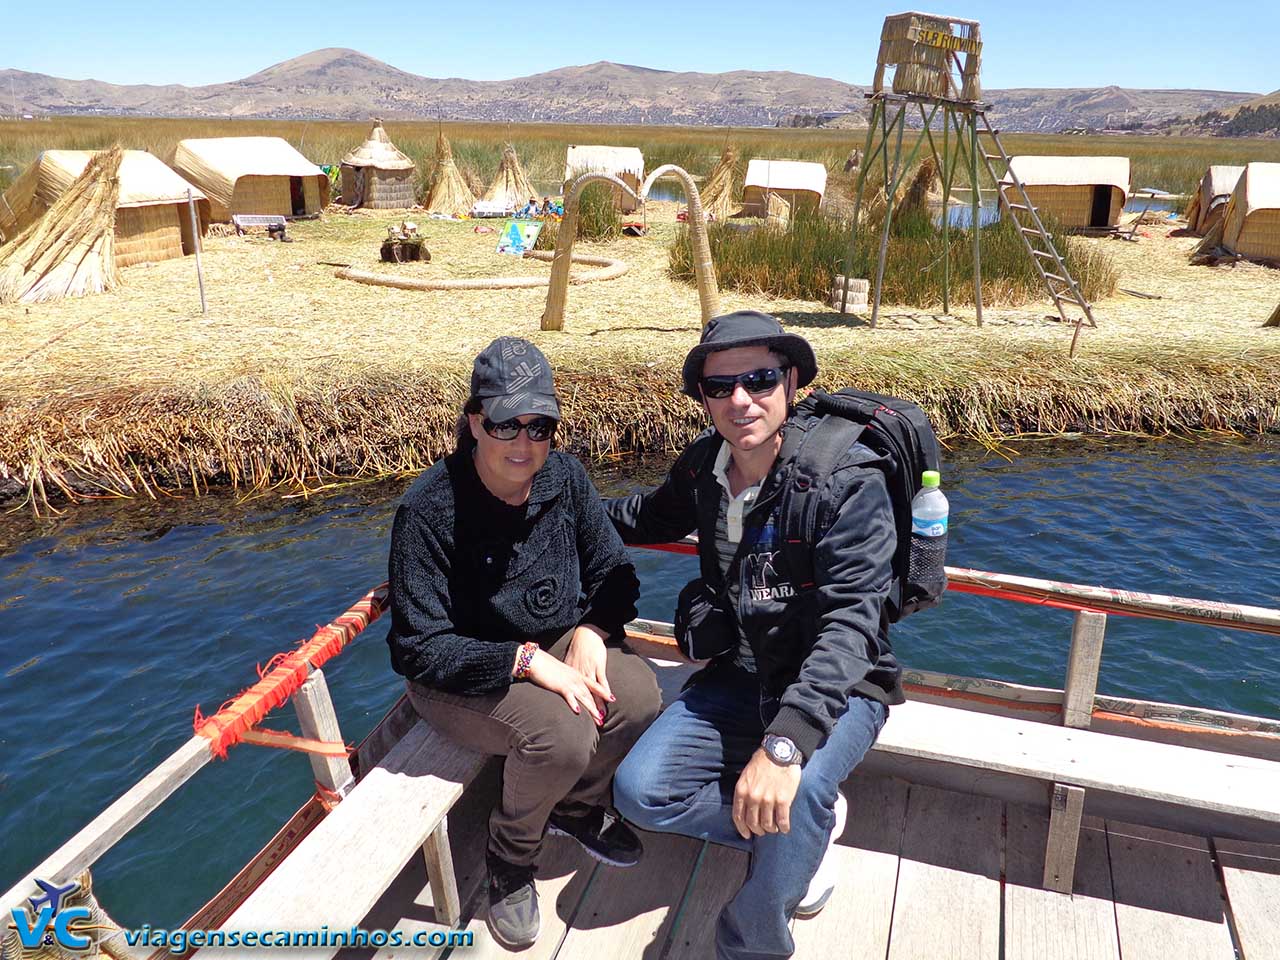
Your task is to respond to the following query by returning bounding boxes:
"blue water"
[2,441,1278,927]
[932,196,1180,229]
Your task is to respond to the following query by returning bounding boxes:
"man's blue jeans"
[613,665,888,960]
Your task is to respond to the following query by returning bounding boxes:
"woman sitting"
[386,336,661,949]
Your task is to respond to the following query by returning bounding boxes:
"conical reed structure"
[483,144,539,208]
[699,146,737,221]
[1266,301,1280,327]
[900,157,941,216]
[424,131,476,218]
[0,145,122,304]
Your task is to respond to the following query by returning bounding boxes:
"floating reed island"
[2,206,1278,510]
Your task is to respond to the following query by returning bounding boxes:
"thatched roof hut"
[482,144,539,210]
[999,156,1130,230]
[424,132,475,219]
[0,147,122,304]
[170,137,329,221]
[1220,162,1280,262]
[339,121,416,209]
[1184,165,1244,235]
[742,159,827,217]
[564,145,644,213]
[699,146,737,221]
[0,150,209,268]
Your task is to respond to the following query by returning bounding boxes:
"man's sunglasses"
[699,366,790,400]
[481,416,558,442]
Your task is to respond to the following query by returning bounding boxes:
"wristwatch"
[762,734,802,766]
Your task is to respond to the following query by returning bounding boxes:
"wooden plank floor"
[356,771,1265,959]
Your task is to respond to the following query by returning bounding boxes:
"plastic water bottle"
[909,470,949,595]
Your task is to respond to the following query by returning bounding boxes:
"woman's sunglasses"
[481,416,558,442]
[699,366,789,400]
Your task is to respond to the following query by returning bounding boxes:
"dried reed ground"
[2,204,1278,504]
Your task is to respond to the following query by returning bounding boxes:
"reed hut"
[699,146,737,221]
[1184,165,1244,235]
[482,144,539,210]
[339,121,416,209]
[170,137,329,222]
[741,159,827,217]
[0,147,122,304]
[1220,162,1280,262]
[563,145,644,213]
[1000,156,1130,231]
[424,132,475,219]
[0,150,210,267]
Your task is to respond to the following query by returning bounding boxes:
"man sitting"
[605,310,903,960]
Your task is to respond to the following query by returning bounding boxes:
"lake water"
[928,195,1180,229]
[2,440,1278,926]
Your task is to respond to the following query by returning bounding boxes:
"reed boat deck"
[343,765,1280,960]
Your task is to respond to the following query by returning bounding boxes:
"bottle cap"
[921,470,941,488]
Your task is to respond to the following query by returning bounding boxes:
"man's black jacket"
[605,418,904,760]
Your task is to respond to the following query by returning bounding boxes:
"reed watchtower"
[845,12,1097,354]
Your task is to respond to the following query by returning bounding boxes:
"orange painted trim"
[1092,710,1268,739]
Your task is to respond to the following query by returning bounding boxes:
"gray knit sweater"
[386,449,640,693]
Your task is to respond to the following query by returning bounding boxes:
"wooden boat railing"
[4,553,1279,917]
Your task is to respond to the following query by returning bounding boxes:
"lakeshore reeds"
[535,181,622,250]
[667,204,1119,307]
[5,339,1278,511]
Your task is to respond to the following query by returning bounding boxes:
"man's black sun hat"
[681,310,817,399]
[471,336,561,421]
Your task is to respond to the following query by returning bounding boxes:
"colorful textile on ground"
[497,220,542,256]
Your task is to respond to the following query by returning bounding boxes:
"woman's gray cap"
[471,337,561,421]
[681,310,818,398]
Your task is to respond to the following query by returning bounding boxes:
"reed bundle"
[1189,219,1228,264]
[482,144,539,208]
[424,131,476,218]
[699,146,737,221]
[0,146,121,304]
[900,156,941,215]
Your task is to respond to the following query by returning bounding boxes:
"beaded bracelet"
[513,642,538,680]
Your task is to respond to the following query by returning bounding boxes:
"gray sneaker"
[486,853,540,949]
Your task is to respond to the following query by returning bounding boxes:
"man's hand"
[733,748,802,839]
[563,624,614,717]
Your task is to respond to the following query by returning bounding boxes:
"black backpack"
[780,389,946,622]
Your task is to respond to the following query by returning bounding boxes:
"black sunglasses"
[481,416,558,442]
[699,366,790,400]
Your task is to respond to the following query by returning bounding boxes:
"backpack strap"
[779,413,866,592]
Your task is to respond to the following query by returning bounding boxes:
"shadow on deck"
[341,767,1276,960]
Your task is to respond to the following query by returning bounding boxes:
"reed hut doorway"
[1090,186,1111,229]
[290,177,306,216]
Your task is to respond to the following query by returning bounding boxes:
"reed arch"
[541,166,721,331]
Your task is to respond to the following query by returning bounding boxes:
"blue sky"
[4,0,1276,94]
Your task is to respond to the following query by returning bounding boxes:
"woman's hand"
[564,624,615,716]
[526,648,610,725]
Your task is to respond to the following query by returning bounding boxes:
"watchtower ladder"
[974,110,1097,353]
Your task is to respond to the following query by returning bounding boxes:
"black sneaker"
[486,852,540,949]
[547,807,643,867]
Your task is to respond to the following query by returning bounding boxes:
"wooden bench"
[231,214,288,237]
[873,698,1280,890]
[197,718,486,959]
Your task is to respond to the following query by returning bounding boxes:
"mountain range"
[0,49,1261,132]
